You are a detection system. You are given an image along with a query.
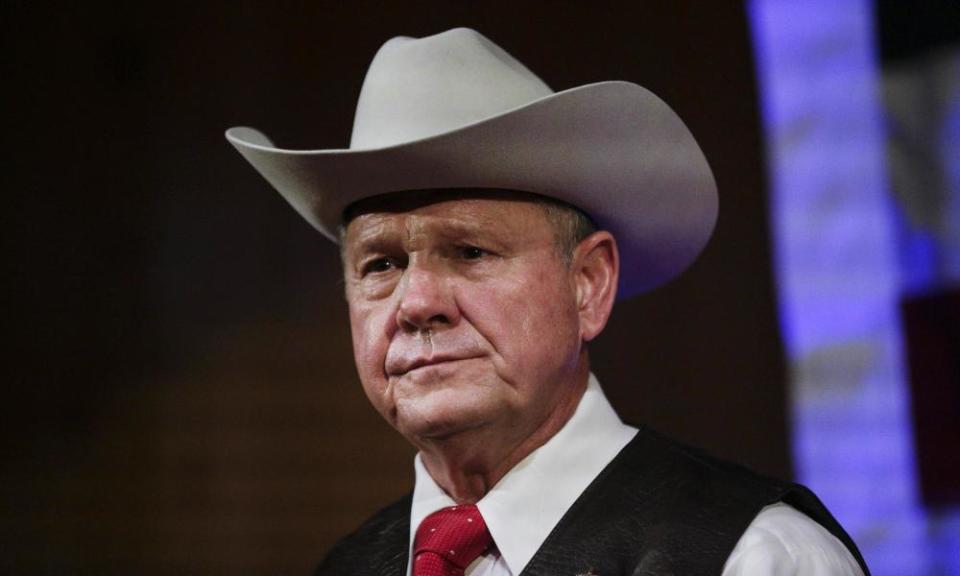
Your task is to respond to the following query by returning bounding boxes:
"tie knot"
[413,504,493,574]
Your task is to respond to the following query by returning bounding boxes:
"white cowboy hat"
[226,27,717,298]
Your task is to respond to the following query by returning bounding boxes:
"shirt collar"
[408,373,637,575]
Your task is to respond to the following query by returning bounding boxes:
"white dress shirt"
[407,374,863,576]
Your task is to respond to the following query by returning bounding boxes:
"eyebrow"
[346,214,507,257]
[344,218,397,257]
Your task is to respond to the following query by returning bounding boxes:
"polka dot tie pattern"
[413,504,493,576]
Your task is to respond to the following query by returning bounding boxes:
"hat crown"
[350,28,553,149]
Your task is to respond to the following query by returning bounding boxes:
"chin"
[393,390,495,442]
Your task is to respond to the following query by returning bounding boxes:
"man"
[227,28,869,575]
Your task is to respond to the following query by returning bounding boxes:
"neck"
[417,362,590,503]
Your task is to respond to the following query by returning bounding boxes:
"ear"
[571,231,619,342]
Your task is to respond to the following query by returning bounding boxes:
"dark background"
[3,2,785,574]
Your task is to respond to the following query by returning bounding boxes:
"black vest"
[316,427,870,575]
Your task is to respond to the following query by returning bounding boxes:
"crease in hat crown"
[225,27,719,298]
[350,28,554,149]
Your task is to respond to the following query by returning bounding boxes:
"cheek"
[474,265,580,371]
[521,283,579,360]
[348,301,393,400]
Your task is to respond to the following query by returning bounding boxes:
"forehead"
[342,190,555,249]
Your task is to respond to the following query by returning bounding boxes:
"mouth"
[388,354,480,377]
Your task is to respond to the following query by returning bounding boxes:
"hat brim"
[225,81,717,298]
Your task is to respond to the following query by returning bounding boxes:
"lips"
[384,333,487,376]
[386,352,479,376]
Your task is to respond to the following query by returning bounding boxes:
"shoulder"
[520,428,806,575]
[607,427,869,573]
[617,426,798,507]
[314,493,412,576]
[722,503,865,576]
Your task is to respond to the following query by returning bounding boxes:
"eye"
[361,257,398,276]
[459,246,485,260]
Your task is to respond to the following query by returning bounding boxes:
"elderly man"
[227,28,868,576]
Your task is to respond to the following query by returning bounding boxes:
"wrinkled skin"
[342,193,618,501]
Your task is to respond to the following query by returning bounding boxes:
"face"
[342,195,587,449]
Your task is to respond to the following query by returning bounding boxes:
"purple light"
[748,1,960,572]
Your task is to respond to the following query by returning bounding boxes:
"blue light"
[748,1,960,573]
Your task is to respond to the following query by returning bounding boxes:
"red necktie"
[413,504,493,576]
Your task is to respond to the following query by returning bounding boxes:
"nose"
[395,261,461,333]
